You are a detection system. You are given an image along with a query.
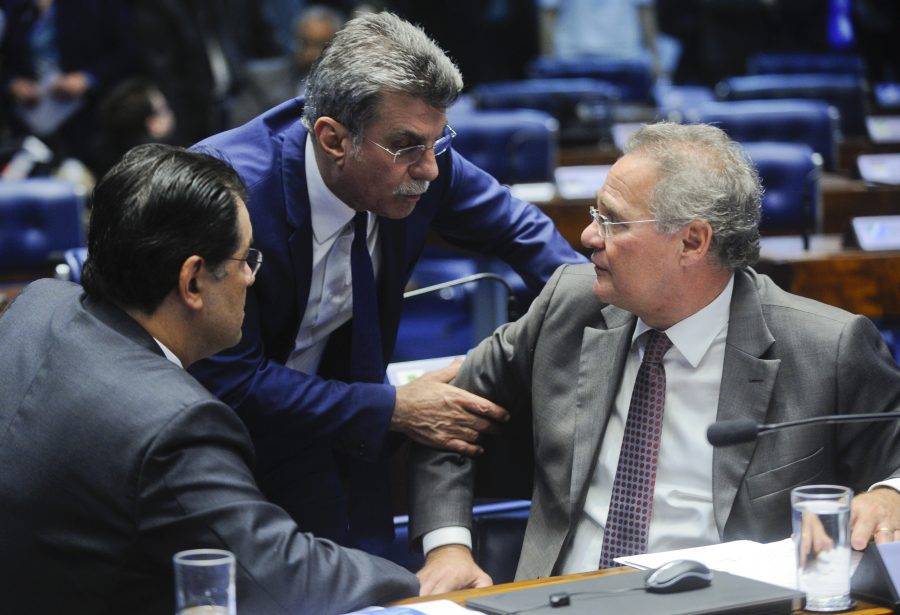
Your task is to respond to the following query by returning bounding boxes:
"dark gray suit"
[410,264,900,580]
[0,280,418,614]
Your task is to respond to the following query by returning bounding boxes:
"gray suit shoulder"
[748,269,859,327]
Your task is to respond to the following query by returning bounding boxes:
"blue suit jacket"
[189,99,583,552]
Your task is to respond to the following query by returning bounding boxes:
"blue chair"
[448,109,558,184]
[654,84,715,120]
[686,100,840,171]
[527,55,654,104]
[874,83,900,110]
[715,73,867,136]
[0,179,85,273]
[394,251,526,362]
[471,78,623,145]
[741,142,820,236]
[746,53,864,76]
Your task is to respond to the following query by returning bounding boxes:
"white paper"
[341,599,481,614]
[554,165,611,200]
[615,538,864,591]
[509,182,556,204]
[385,356,465,386]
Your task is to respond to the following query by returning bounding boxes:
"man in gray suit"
[0,145,418,613]
[409,122,900,594]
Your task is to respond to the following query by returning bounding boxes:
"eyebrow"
[596,193,622,219]
[387,129,427,144]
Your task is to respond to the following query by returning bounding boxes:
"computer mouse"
[644,559,713,593]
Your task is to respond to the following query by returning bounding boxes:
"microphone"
[707,412,900,447]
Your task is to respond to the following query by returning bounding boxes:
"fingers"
[456,390,509,423]
[474,572,494,589]
[443,438,483,457]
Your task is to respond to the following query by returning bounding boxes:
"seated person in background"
[409,122,900,594]
[189,10,583,559]
[0,144,417,614]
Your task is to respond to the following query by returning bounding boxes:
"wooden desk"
[756,235,900,320]
[396,567,892,614]
[819,174,900,234]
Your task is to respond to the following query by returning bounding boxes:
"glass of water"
[173,549,236,615]
[791,485,853,612]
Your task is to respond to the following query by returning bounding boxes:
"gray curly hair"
[625,122,763,269]
[301,12,463,145]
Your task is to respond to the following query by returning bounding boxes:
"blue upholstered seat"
[0,179,85,273]
[527,55,655,103]
[741,142,820,236]
[472,78,623,144]
[686,99,839,170]
[746,53,864,76]
[449,109,558,184]
[715,73,867,136]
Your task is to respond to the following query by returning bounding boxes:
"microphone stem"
[402,272,514,299]
[759,412,900,435]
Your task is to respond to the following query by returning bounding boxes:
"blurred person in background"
[1,0,136,162]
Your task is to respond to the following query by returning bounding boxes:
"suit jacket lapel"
[713,270,781,536]
[282,121,313,326]
[569,305,635,518]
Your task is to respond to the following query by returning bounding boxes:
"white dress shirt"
[154,338,183,368]
[286,135,380,375]
[424,275,735,560]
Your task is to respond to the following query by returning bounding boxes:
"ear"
[176,255,206,312]
[314,117,350,167]
[680,219,714,267]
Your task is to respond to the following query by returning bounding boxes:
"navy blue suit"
[189,99,583,554]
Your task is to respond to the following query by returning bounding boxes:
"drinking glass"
[173,549,236,615]
[792,485,853,612]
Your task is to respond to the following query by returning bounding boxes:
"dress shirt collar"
[305,133,358,244]
[633,273,735,368]
[153,337,183,369]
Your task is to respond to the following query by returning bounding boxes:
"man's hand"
[417,544,493,596]
[50,72,90,99]
[9,78,41,106]
[392,359,509,457]
[850,488,900,550]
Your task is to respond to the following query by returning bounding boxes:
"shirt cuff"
[422,526,472,556]
[869,479,900,493]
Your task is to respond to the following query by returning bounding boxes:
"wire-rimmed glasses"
[228,247,263,276]
[588,206,658,238]
[368,125,457,165]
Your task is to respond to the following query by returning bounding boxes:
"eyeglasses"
[367,125,457,165]
[589,206,658,238]
[227,247,263,276]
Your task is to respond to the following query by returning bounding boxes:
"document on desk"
[615,539,863,590]
[341,599,481,614]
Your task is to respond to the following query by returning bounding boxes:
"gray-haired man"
[410,122,900,594]
[189,11,584,559]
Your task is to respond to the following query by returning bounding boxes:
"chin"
[592,278,615,304]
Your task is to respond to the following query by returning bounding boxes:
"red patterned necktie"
[599,329,673,569]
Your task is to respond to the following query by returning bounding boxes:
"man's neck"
[640,268,733,330]
[124,302,195,367]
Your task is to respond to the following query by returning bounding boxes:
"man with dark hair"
[410,122,900,593]
[0,144,418,614]
[189,11,584,559]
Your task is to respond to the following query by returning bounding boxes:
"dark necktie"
[599,329,673,569]
[349,211,383,383]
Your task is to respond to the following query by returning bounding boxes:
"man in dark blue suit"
[189,11,583,563]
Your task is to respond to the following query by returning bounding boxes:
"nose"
[409,148,440,182]
[581,221,605,251]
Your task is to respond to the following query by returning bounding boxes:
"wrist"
[426,543,473,562]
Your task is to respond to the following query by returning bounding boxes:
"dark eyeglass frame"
[227,247,263,276]
[367,125,457,165]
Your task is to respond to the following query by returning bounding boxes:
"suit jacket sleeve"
[431,151,584,298]
[137,399,418,614]
[408,264,569,543]
[834,315,900,489]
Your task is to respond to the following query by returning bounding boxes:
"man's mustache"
[395,180,430,196]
